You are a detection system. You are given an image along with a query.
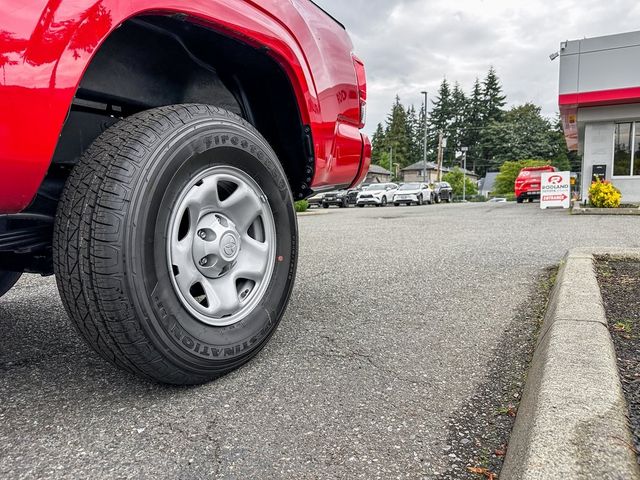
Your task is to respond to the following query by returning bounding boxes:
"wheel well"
[1,15,313,274]
[51,14,314,199]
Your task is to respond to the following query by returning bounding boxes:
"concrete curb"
[572,206,640,215]
[502,248,640,480]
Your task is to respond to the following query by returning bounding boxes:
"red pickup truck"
[0,1,370,384]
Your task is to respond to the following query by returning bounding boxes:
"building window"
[613,121,640,177]
[613,122,632,176]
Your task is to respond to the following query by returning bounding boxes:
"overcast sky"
[315,0,640,137]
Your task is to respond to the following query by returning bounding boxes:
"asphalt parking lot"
[1,203,639,479]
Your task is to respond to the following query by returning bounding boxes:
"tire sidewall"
[125,118,297,370]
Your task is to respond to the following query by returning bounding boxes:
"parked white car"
[356,183,398,207]
[393,182,433,206]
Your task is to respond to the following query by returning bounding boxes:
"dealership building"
[559,30,640,202]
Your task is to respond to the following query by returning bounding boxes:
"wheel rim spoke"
[221,184,264,233]
[175,260,200,294]
[235,236,270,282]
[171,238,194,278]
[202,275,241,317]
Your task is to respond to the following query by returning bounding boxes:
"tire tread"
[54,104,269,384]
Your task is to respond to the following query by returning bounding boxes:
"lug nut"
[199,258,208,266]
[198,230,206,239]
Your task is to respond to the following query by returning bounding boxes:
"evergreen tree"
[369,67,571,181]
[370,123,386,166]
[428,79,454,160]
[406,105,422,165]
[482,67,506,122]
[462,78,484,173]
[478,67,507,172]
[413,101,432,164]
[385,95,412,169]
[448,82,468,166]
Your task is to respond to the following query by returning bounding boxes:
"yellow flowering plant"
[588,177,621,208]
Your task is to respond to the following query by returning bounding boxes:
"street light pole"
[389,145,393,181]
[421,91,428,183]
[461,146,469,202]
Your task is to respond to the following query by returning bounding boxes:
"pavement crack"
[317,335,433,386]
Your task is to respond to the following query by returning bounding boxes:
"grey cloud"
[315,0,640,136]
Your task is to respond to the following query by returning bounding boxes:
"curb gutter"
[502,248,640,480]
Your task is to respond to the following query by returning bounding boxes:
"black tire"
[53,104,297,385]
[0,271,21,299]
[394,202,400,207]
[517,196,524,204]
[357,204,364,208]
[381,196,387,207]
[322,203,329,209]
[418,195,423,206]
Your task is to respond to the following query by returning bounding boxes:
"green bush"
[442,167,478,196]
[294,200,309,213]
[493,159,550,195]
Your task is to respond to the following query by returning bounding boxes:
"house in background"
[478,172,499,197]
[364,164,392,184]
[401,161,479,184]
[559,30,640,202]
[402,161,440,183]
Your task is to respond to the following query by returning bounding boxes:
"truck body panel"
[0,0,369,213]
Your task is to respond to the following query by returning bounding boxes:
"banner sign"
[541,172,571,209]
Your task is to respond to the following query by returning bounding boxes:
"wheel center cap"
[191,213,241,278]
[220,232,239,261]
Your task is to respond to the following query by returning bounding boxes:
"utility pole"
[421,91,428,183]
[461,146,469,201]
[436,132,444,182]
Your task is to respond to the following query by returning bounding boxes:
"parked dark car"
[347,188,360,205]
[307,192,326,208]
[433,182,454,203]
[323,189,358,208]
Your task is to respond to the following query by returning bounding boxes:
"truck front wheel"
[53,104,297,385]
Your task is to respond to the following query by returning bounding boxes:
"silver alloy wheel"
[167,166,276,327]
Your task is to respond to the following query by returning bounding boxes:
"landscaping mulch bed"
[596,257,640,463]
